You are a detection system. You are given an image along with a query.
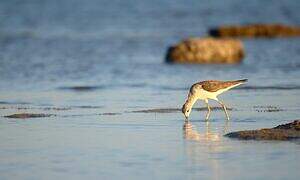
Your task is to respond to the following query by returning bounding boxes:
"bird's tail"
[233,79,248,84]
[224,79,248,90]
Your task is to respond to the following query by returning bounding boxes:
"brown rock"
[166,38,244,64]
[274,120,300,130]
[225,120,300,141]
[209,24,300,38]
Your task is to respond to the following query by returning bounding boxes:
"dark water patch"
[37,103,54,106]
[58,83,147,92]
[129,107,233,113]
[96,124,169,128]
[0,106,71,111]
[130,108,179,113]
[189,119,218,123]
[0,101,31,105]
[126,105,145,108]
[124,83,147,88]
[99,112,122,116]
[59,112,121,118]
[149,85,300,92]
[60,114,99,118]
[253,106,284,112]
[4,113,55,119]
[238,85,300,90]
[71,105,103,109]
[150,85,187,91]
[0,31,36,44]
[42,107,72,111]
[15,107,33,110]
[0,106,34,110]
[119,161,146,167]
[233,119,257,122]
[194,107,233,111]
[58,85,106,91]
[2,112,121,119]
[0,101,11,105]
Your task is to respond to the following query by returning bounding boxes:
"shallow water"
[0,0,300,179]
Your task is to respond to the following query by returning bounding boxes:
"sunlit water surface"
[0,0,300,179]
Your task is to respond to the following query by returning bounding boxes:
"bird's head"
[182,103,191,120]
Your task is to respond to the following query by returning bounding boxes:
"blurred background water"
[0,0,299,179]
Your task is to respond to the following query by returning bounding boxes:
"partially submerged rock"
[209,24,300,38]
[4,113,54,119]
[274,120,300,130]
[166,38,244,64]
[225,120,300,140]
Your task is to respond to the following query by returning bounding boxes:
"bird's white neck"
[185,93,198,110]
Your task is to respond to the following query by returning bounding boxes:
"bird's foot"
[205,112,211,121]
[205,117,210,121]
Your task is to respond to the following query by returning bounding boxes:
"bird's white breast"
[194,88,219,100]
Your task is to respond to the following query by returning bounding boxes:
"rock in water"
[166,38,244,64]
[209,24,300,38]
[225,120,300,141]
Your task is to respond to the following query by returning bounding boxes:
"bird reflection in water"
[182,120,231,179]
[183,120,229,142]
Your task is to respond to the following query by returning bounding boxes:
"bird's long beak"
[184,115,189,122]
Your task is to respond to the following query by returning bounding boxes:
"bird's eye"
[187,110,189,112]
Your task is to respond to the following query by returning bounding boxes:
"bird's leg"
[204,99,211,121]
[217,100,230,120]
[223,119,229,134]
[205,120,211,136]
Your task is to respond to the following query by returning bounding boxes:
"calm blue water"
[0,0,300,179]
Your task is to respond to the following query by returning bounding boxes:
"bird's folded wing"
[200,80,240,92]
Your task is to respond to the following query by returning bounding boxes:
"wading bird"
[182,79,247,121]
